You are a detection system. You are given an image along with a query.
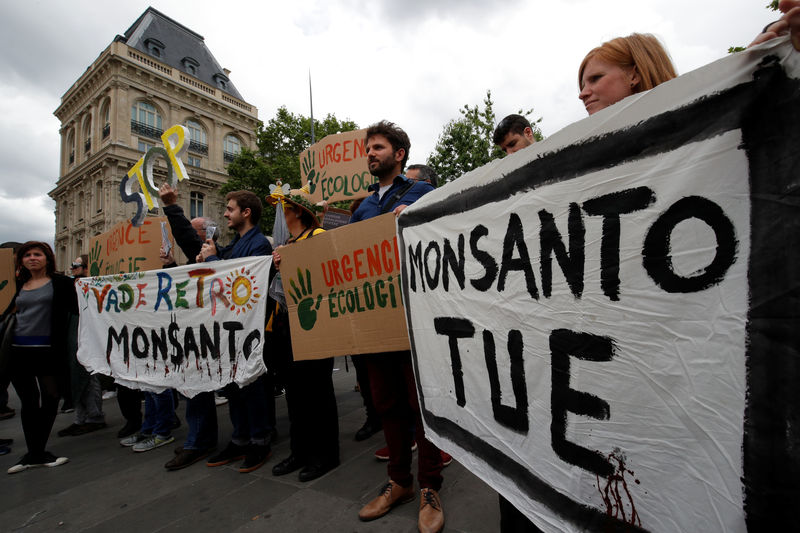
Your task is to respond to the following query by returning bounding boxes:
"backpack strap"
[380,180,415,214]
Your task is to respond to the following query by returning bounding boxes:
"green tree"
[427,90,542,183]
[223,106,358,233]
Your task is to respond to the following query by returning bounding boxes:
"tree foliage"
[729,2,780,53]
[426,90,543,183]
[223,106,358,233]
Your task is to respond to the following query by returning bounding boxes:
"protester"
[750,0,800,50]
[198,190,275,474]
[578,33,677,116]
[57,254,106,437]
[405,164,439,187]
[158,183,221,471]
[492,114,537,155]
[350,121,444,533]
[3,242,75,473]
[268,187,340,482]
[119,390,175,452]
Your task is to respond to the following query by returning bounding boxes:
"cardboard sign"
[299,129,377,204]
[0,248,14,312]
[321,207,352,230]
[88,216,173,276]
[120,124,190,226]
[279,213,408,360]
[76,256,271,397]
[397,39,800,532]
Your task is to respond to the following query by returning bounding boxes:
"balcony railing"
[131,120,163,140]
[189,140,208,155]
[84,138,91,153]
[223,151,238,163]
[102,123,110,139]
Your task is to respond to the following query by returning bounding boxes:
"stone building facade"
[50,8,258,267]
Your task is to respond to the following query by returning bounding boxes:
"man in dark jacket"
[197,190,275,473]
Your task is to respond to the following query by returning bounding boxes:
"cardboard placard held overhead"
[299,129,377,204]
[88,216,173,276]
[279,213,408,360]
[0,248,14,312]
[397,38,800,533]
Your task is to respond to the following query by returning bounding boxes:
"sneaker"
[0,446,10,456]
[133,435,175,453]
[0,406,15,420]
[117,421,141,439]
[102,390,117,400]
[375,441,417,461]
[120,432,151,447]
[214,395,228,407]
[273,386,285,398]
[60,401,74,414]
[441,451,453,467]
[8,454,34,474]
[206,442,247,467]
[239,445,271,473]
[40,452,69,468]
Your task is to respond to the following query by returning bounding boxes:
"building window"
[67,129,75,165]
[182,57,199,77]
[186,119,208,154]
[95,180,103,213]
[213,73,229,91]
[190,192,204,219]
[138,139,154,153]
[144,38,165,59]
[77,192,85,221]
[131,101,163,139]
[101,100,111,139]
[83,116,92,155]
[223,135,241,163]
[188,155,202,167]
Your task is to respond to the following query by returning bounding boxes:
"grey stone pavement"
[0,362,500,532]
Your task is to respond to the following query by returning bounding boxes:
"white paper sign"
[398,39,800,532]
[76,256,271,398]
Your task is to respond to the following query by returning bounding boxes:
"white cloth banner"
[398,39,800,532]
[77,256,271,398]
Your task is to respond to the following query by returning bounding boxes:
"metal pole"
[309,70,315,144]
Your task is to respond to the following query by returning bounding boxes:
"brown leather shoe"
[358,480,415,521]
[418,488,444,533]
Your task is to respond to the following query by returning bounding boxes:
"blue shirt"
[206,225,272,261]
[350,175,434,223]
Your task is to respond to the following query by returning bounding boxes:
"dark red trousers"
[366,350,443,490]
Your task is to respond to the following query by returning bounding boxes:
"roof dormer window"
[182,57,199,77]
[213,72,229,91]
[144,38,165,58]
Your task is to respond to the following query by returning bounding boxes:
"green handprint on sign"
[301,149,326,196]
[289,268,322,331]
[0,280,7,292]
[88,241,104,276]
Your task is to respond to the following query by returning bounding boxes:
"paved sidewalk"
[0,362,500,532]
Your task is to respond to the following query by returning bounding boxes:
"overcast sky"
[0,0,775,247]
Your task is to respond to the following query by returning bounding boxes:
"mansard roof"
[116,7,243,100]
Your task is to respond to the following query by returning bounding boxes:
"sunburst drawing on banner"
[224,266,261,315]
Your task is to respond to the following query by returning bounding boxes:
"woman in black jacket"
[3,241,77,474]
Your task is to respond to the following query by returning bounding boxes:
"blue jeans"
[228,374,273,446]
[183,391,217,450]
[140,390,174,438]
